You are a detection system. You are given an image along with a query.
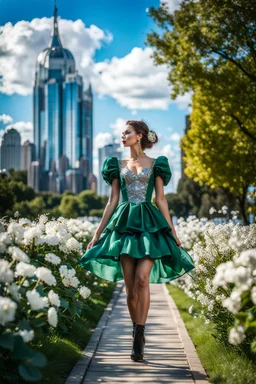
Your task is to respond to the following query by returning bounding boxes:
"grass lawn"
[167,284,256,384]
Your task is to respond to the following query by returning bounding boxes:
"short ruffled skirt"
[77,202,196,283]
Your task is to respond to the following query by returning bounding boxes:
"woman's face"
[121,125,141,147]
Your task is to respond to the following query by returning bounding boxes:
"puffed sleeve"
[101,156,119,186]
[154,156,172,186]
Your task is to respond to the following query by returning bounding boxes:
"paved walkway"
[65,282,209,384]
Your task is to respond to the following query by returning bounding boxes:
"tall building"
[31,3,93,193]
[0,128,21,171]
[21,140,36,170]
[181,114,191,177]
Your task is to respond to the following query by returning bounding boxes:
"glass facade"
[32,4,93,192]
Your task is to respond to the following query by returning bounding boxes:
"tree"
[181,87,255,223]
[146,0,256,141]
[0,176,15,216]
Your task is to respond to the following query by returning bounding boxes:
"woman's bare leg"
[134,256,154,325]
[120,254,138,323]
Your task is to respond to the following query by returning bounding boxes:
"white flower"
[59,265,76,278]
[62,276,80,288]
[251,286,256,305]
[23,226,43,246]
[0,259,14,283]
[0,232,12,244]
[48,307,58,327]
[235,249,256,268]
[17,329,34,343]
[0,297,17,325]
[79,286,91,299]
[228,325,246,345]
[222,290,241,314]
[48,290,60,307]
[15,262,36,278]
[45,253,61,265]
[7,222,25,243]
[59,265,79,287]
[35,267,56,286]
[26,289,49,310]
[188,304,193,314]
[38,214,49,225]
[59,236,82,253]
[8,246,30,263]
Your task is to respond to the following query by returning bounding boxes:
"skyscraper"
[0,128,21,171]
[31,2,93,193]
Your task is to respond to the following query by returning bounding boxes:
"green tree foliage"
[7,168,28,184]
[0,175,15,216]
[77,190,103,216]
[181,87,255,223]
[146,0,256,223]
[164,174,240,219]
[59,195,80,218]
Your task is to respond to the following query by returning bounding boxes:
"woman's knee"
[135,274,149,290]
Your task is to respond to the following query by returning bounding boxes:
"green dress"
[77,155,195,283]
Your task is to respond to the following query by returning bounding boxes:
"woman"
[78,120,195,362]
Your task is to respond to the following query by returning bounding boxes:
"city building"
[99,141,121,196]
[0,128,21,172]
[31,3,93,194]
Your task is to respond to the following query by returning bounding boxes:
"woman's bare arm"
[154,176,178,237]
[94,178,120,237]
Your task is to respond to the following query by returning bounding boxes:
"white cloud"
[0,114,13,124]
[92,47,173,110]
[170,132,180,142]
[92,47,192,110]
[0,14,192,112]
[0,17,112,95]
[160,0,182,13]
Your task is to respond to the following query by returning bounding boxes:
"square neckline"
[117,157,157,177]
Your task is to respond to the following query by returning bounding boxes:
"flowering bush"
[0,213,96,382]
[172,212,256,356]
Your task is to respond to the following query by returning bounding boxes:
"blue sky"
[0,0,189,192]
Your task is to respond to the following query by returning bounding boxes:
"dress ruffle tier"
[78,199,195,283]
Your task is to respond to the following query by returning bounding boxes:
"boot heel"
[130,323,145,362]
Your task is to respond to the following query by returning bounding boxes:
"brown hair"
[125,120,159,150]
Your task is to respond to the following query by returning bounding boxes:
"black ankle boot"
[132,322,145,344]
[131,323,145,362]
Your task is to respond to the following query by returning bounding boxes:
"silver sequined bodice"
[118,159,156,205]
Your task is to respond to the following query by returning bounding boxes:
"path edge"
[162,283,209,384]
[65,281,124,384]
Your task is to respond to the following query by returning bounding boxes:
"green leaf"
[0,332,15,350]
[30,317,47,328]
[28,351,47,368]
[18,318,31,331]
[13,335,34,360]
[234,312,248,321]
[35,312,46,319]
[60,298,69,308]
[18,364,42,381]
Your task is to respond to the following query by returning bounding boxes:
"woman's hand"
[174,235,182,248]
[86,233,100,251]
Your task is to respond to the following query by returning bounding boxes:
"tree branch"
[230,113,256,142]
[212,49,256,84]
